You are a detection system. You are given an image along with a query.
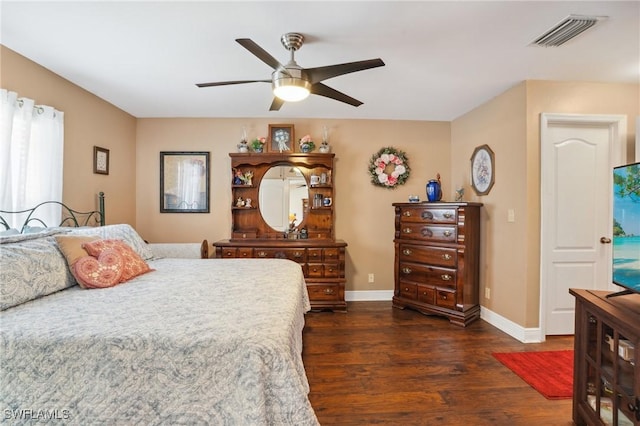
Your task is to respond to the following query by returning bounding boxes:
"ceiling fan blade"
[306,58,385,84]
[236,38,285,71]
[269,97,285,111]
[310,83,363,107]
[196,80,270,88]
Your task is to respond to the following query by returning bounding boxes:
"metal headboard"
[0,192,105,232]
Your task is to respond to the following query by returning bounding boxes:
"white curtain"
[0,89,64,228]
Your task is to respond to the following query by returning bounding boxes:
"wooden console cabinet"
[571,289,640,426]
[214,152,347,311]
[392,202,482,326]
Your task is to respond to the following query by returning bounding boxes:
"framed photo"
[268,124,295,153]
[93,146,109,175]
[470,144,495,196]
[160,151,210,213]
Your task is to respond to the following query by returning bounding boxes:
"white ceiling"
[1,1,638,121]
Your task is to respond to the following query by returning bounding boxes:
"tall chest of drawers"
[392,202,482,326]
[214,239,347,311]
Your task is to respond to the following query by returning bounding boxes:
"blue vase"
[426,180,442,202]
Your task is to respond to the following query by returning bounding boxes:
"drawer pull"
[242,252,248,257]
[403,228,412,234]
[443,230,452,237]
[293,251,303,258]
[441,294,448,300]
[421,228,433,237]
[442,254,452,260]
[323,288,334,295]
[404,287,410,292]
[402,248,412,256]
[443,212,453,219]
[311,252,319,258]
[441,274,452,281]
[402,267,412,274]
[421,211,434,220]
[403,211,412,217]
[225,251,233,257]
[257,251,267,258]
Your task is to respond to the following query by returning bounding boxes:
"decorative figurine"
[455,187,465,202]
[239,170,253,186]
[288,213,297,231]
[235,197,245,207]
[244,198,252,208]
[233,169,243,185]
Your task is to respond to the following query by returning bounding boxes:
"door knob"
[600,237,612,244]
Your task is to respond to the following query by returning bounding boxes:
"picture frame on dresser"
[268,124,295,153]
[160,151,210,213]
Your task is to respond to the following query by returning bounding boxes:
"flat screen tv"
[611,161,640,297]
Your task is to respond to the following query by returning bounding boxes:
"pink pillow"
[82,239,153,282]
[74,249,124,289]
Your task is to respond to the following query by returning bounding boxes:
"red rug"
[492,350,573,400]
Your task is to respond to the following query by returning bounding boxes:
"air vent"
[532,15,604,47]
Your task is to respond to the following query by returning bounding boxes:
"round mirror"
[259,166,308,232]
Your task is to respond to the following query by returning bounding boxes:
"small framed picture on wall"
[93,146,109,175]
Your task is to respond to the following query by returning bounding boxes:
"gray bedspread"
[0,258,318,425]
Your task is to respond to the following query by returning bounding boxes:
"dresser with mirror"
[214,152,347,311]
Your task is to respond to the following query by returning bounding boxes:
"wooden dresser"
[214,152,347,311]
[215,239,347,311]
[392,202,482,326]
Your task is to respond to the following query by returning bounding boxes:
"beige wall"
[1,46,137,225]
[136,118,450,292]
[451,83,529,324]
[452,80,639,328]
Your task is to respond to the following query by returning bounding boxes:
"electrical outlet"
[485,287,491,299]
[368,273,375,283]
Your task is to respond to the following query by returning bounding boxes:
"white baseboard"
[480,306,543,343]
[345,291,542,343]
[345,290,393,301]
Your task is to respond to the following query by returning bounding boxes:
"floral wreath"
[368,147,411,188]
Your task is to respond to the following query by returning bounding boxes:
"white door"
[540,114,626,337]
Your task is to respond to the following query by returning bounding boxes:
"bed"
[0,195,318,425]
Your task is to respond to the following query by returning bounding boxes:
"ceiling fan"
[196,33,385,111]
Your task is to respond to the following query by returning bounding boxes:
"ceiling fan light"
[273,77,311,102]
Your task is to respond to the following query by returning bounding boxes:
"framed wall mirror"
[160,151,210,213]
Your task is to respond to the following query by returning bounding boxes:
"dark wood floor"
[302,301,574,426]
